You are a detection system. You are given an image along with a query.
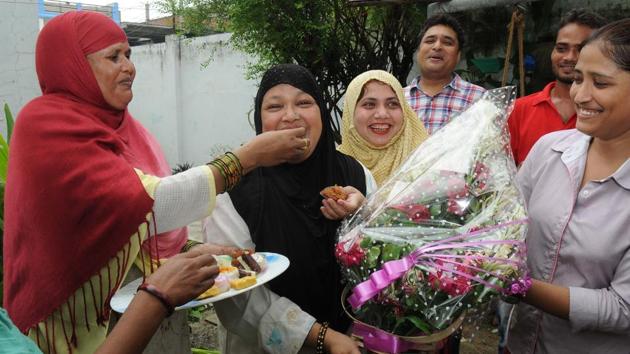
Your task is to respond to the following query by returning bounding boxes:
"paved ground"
[190,305,220,350]
[190,305,500,353]
[461,318,500,354]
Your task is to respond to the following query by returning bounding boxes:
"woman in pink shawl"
[3,11,307,353]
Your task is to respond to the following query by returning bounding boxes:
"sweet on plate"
[197,250,267,299]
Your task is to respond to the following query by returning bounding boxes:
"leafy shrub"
[0,103,15,305]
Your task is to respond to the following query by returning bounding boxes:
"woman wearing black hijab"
[204,64,374,354]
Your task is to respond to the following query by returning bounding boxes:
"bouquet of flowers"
[336,87,530,353]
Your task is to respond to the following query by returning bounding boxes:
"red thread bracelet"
[137,283,175,317]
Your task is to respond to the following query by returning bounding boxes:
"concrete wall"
[0,0,40,135]
[0,18,256,168]
[129,33,258,167]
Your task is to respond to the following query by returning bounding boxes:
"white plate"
[111,252,290,313]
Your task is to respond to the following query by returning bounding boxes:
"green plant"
[157,0,427,141]
[187,304,210,323]
[172,162,194,175]
[0,103,15,305]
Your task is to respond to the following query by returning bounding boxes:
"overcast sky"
[81,0,168,23]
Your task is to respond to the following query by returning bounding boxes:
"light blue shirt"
[508,129,630,353]
[0,308,42,353]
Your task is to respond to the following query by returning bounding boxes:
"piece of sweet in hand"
[320,185,348,201]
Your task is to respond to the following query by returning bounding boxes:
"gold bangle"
[208,152,243,191]
[208,160,227,182]
[181,239,203,253]
[225,151,243,174]
[208,158,230,189]
[223,152,242,187]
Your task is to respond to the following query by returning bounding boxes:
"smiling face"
[551,23,595,85]
[86,41,135,110]
[571,42,630,141]
[261,84,322,163]
[417,24,461,81]
[352,80,404,147]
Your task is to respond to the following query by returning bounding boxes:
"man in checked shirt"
[404,14,485,135]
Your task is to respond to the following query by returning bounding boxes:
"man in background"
[508,9,606,166]
[404,13,485,135]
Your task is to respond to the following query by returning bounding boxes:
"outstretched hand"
[146,251,218,306]
[320,186,366,220]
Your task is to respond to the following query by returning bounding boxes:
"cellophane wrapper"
[336,87,530,336]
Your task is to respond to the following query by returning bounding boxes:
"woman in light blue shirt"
[508,18,630,354]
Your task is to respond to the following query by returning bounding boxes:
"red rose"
[447,198,467,216]
[446,177,469,199]
[473,162,489,191]
[428,260,473,297]
[335,241,365,267]
[408,204,431,222]
[391,204,431,222]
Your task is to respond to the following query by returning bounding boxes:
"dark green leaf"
[430,203,442,216]
[360,237,372,248]
[3,103,14,144]
[382,243,401,262]
[365,246,381,268]
[405,315,432,334]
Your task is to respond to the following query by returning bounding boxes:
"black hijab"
[229,64,366,331]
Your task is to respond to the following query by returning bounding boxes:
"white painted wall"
[0,22,257,168]
[129,33,258,167]
[0,0,40,135]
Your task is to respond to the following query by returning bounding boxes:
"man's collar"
[531,81,556,106]
[448,73,465,91]
[409,76,421,91]
[411,73,459,93]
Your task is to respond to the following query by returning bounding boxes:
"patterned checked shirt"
[404,74,485,135]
